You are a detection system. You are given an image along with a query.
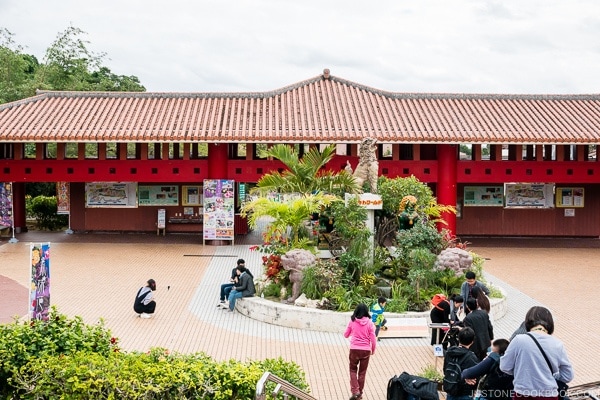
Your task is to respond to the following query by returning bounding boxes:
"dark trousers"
[349,349,371,395]
[220,283,234,301]
[375,318,387,337]
[135,301,156,314]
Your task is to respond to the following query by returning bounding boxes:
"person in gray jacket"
[461,271,489,314]
[500,306,574,398]
[227,265,255,312]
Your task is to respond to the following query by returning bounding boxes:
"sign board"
[203,179,235,243]
[556,187,584,208]
[345,193,383,209]
[433,344,444,357]
[85,182,137,207]
[139,185,179,206]
[157,209,166,229]
[504,183,554,208]
[463,186,504,207]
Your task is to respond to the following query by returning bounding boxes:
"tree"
[0,25,145,105]
[0,28,38,103]
[251,144,359,197]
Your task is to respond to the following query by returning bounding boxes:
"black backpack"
[387,375,406,400]
[133,287,145,312]
[480,354,514,394]
[443,355,463,395]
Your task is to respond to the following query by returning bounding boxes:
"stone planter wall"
[236,295,506,333]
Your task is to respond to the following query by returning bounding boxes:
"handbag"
[526,333,569,400]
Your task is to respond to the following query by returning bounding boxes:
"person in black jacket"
[218,258,245,307]
[463,298,494,361]
[227,264,255,312]
[443,327,480,400]
[430,296,451,346]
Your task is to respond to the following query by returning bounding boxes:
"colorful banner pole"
[29,243,51,321]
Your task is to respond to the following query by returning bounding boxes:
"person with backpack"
[443,327,479,400]
[462,338,514,400]
[133,279,157,318]
[344,303,377,400]
[370,297,388,339]
[500,306,574,399]
[430,293,451,346]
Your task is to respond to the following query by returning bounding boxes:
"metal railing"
[255,372,317,400]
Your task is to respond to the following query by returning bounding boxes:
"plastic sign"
[345,193,383,210]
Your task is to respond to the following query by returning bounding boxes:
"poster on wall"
[182,186,202,206]
[30,243,51,321]
[85,182,137,207]
[463,186,504,207]
[556,187,584,208]
[138,185,179,206]
[56,182,70,214]
[504,183,555,208]
[203,179,235,243]
[0,182,13,227]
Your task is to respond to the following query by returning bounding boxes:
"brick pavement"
[1,232,598,399]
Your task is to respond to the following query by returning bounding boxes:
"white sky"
[2,0,600,94]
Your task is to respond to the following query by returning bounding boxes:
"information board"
[203,179,235,243]
[463,186,504,207]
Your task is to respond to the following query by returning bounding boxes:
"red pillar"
[436,144,457,235]
[207,143,228,179]
[12,182,27,233]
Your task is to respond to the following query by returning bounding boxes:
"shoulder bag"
[525,333,569,400]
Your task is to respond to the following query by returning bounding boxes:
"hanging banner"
[203,179,235,242]
[504,183,555,208]
[56,182,70,214]
[85,182,137,207]
[30,243,51,321]
[0,182,13,228]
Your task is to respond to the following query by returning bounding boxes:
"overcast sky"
[2,0,600,94]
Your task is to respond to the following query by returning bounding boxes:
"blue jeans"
[228,289,243,310]
[220,283,234,301]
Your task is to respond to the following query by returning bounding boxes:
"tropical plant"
[251,144,359,196]
[301,259,345,300]
[242,193,338,248]
[330,197,371,283]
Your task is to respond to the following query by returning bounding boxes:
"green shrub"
[0,307,118,396]
[11,350,308,399]
[29,195,68,230]
[301,259,345,300]
[263,282,283,298]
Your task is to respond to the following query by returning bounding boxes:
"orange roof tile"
[1,71,600,144]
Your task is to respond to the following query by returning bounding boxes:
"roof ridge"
[32,75,326,100]
[329,76,600,101]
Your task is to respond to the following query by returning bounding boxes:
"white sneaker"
[140,313,152,319]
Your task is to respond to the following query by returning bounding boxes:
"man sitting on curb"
[227,264,255,312]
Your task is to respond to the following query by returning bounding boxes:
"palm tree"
[251,144,359,196]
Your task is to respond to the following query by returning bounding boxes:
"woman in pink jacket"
[344,303,377,400]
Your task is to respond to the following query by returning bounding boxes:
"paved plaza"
[1,231,599,399]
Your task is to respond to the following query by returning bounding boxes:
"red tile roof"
[1,71,600,144]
